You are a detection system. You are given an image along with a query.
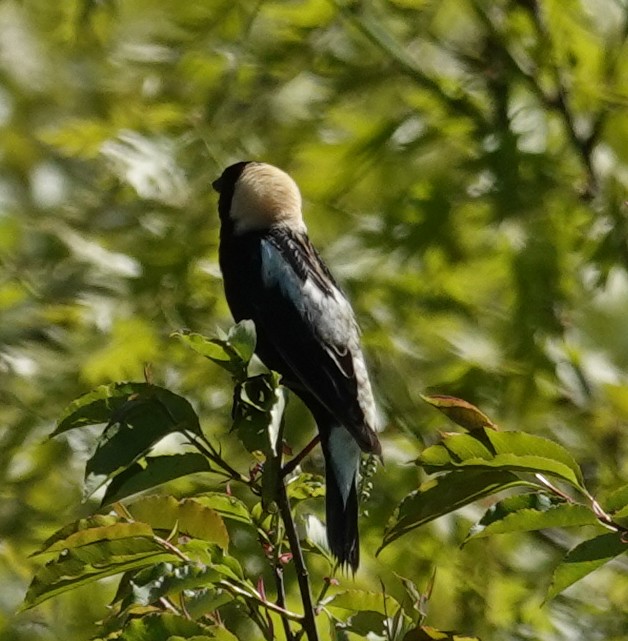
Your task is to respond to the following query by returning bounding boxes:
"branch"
[277,476,319,641]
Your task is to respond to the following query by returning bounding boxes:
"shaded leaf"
[119,613,213,640]
[467,494,599,542]
[381,470,526,550]
[83,387,201,497]
[22,537,179,610]
[53,382,200,437]
[547,531,628,599]
[403,625,482,640]
[102,454,213,506]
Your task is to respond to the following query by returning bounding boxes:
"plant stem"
[276,478,319,641]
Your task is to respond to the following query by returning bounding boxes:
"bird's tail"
[321,423,362,572]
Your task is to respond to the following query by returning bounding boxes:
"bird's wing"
[254,230,379,453]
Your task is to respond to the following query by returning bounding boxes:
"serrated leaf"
[32,515,121,556]
[194,493,253,526]
[102,454,213,506]
[417,429,586,490]
[403,625,482,640]
[287,473,325,501]
[53,383,200,437]
[127,496,229,549]
[173,320,256,380]
[547,531,628,599]
[123,562,223,608]
[467,495,599,542]
[22,537,179,610]
[421,394,497,430]
[603,483,628,513]
[83,387,201,497]
[380,470,525,550]
[232,373,285,457]
[39,522,154,556]
[226,319,256,364]
[325,589,401,617]
[119,613,213,641]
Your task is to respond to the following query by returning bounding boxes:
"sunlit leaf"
[547,532,628,599]
[194,492,254,526]
[102,454,213,505]
[118,613,213,640]
[381,470,526,549]
[325,589,401,617]
[421,394,497,430]
[22,538,179,610]
[173,320,256,380]
[403,625,482,640]
[417,429,586,489]
[467,494,599,542]
[126,496,229,549]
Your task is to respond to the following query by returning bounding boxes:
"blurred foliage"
[1,0,627,639]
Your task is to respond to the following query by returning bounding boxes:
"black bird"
[213,161,381,570]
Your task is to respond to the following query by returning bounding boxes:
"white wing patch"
[260,238,378,436]
[260,239,355,344]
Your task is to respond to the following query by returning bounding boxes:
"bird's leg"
[282,435,321,476]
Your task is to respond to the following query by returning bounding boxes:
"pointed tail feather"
[322,423,362,571]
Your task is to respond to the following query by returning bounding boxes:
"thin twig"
[185,430,251,484]
[218,580,304,622]
[271,511,295,641]
[283,435,321,476]
[277,478,319,641]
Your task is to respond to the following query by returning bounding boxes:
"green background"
[1,0,627,638]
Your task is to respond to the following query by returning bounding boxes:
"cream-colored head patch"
[230,163,306,234]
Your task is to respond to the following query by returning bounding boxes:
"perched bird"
[213,161,381,570]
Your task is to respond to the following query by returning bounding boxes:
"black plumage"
[214,161,381,570]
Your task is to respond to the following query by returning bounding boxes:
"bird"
[213,161,381,570]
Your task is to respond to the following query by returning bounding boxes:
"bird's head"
[213,161,305,234]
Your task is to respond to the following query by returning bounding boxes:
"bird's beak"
[212,176,223,193]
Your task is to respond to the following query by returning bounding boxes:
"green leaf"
[22,537,179,610]
[287,473,326,501]
[325,589,401,617]
[119,613,213,641]
[53,382,200,437]
[83,386,201,497]
[232,373,285,455]
[380,470,526,550]
[226,319,257,364]
[194,492,254,526]
[32,515,121,556]
[402,625,482,640]
[127,496,229,549]
[421,394,497,430]
[467,494,599,542]
[417,429,586,490]
[173,320,256,380]
[102,453,213,506]
[603,483,628,513]
[547,531,628,599]
[37,521,154,556]
[122,562,223,608]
